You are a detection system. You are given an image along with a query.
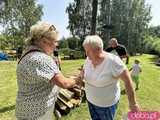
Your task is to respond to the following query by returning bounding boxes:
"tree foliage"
[144,36,160,56]
[66,0,92,39]
[0,0,43,49]
[149,25,160,38]
[59,37,82,50]
[66,0,152,55]
[144,26,160,56]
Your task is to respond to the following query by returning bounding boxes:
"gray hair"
[25,21,59,46]
[110,38,118,44]
[83,35,103,50]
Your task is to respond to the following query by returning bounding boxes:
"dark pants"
[87,101,118,120]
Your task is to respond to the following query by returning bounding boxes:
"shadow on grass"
[0,105,15,113]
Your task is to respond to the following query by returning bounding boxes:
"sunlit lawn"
[0,54,160,120]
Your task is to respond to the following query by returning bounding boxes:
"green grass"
[0,54,160,120]
[0,61,17,120]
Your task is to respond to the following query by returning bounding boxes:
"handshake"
[70,65,84,88]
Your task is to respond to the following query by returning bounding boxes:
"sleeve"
[83,57,90,69]
[83,58,87,69]
[111,56,127,77]
[34,55,60,83]
[122,45,127,54]
[124,49,127,55]
[117,45,127,56]
[83,57,90,78]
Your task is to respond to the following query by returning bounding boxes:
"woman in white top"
[16,22,81,120]
[82,35,140,120]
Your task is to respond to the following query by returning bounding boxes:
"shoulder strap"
[18,49,41,64]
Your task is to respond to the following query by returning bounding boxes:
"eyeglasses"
[44,24,57,34]
[41,24,57,39]
[48,25,56,31]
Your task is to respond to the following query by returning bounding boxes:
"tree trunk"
[91,0,98,35]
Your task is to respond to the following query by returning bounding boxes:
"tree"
[149,25,160,37]
[66,0,92,39]
[67,0,151,54]
[144,25,160,56]
[98,0,112,43]
[59,37,69,49]
[144,36,160,56]
[67,37,81,50]
[0,0,43,48]
[125,0,151,54]
[98,0,151,54]
[91,0,98,35]
[0,34,7,50]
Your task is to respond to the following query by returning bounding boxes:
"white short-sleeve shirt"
[84,52,126,107]
[131,64,141,76]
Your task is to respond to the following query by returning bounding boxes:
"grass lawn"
[0,54,160,120]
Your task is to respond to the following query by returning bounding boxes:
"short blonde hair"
[26,21,59,45]
[83,35,103,50]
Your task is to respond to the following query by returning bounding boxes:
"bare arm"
[50,73,81,89]
[119,69,140,112]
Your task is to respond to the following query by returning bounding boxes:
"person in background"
[53,47,61,70]
[17,46,23,59]
[129,59,142,90]
[15,21,82,120]
[81,35,140,120]
[106,38,129,64]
